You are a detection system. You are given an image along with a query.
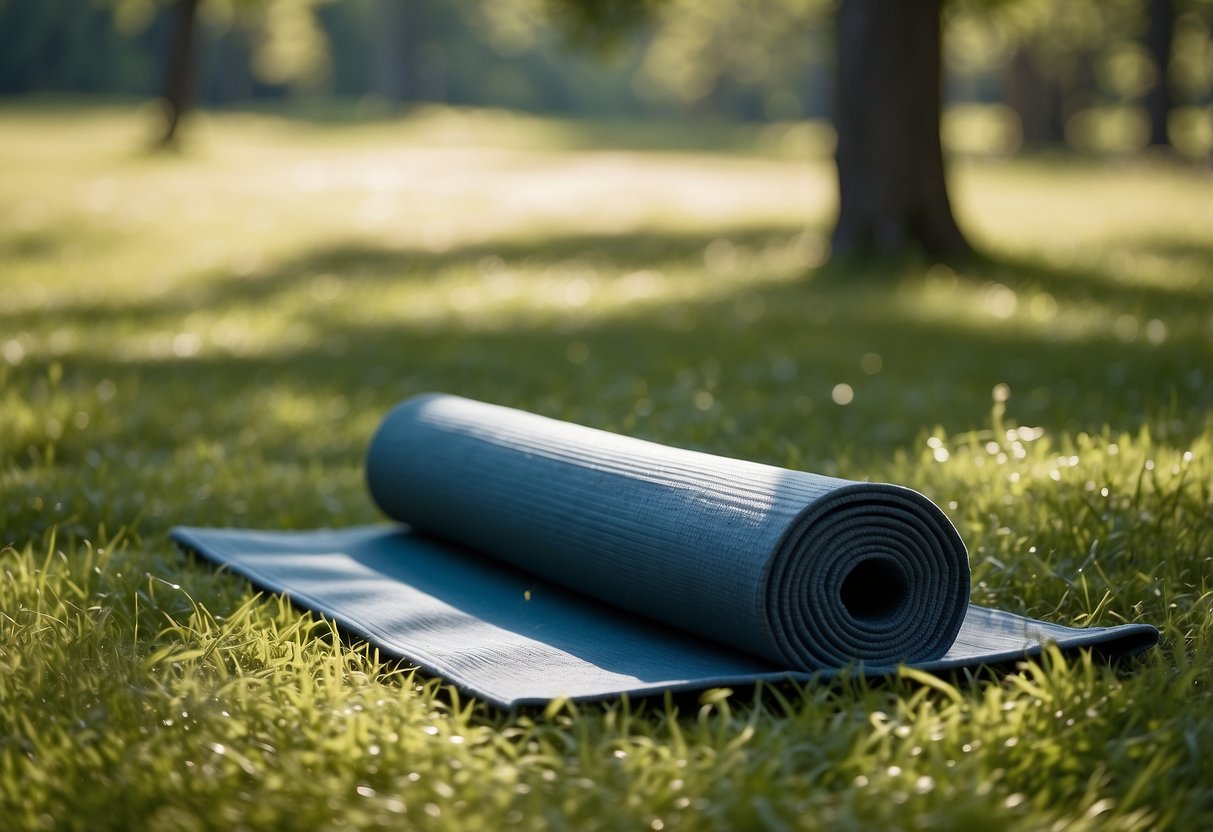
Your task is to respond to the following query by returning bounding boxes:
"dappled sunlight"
[900,403,1212,621]
[249,143,834,242]
[955,158,1213,257]
[2,105,1210,479]
[3,106,1212,830]
[1102,242,1213,296]
[7,0,1213,807]
[281,230,830,334]
[0,106,835,319]
[886,263,1211,348]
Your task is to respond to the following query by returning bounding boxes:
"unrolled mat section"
[172,394,1158,708]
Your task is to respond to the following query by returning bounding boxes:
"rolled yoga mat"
[172,393,1158,708]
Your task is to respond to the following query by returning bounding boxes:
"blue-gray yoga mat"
[171,394,1158,708]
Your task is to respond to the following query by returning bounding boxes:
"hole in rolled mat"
[840,557,910,623]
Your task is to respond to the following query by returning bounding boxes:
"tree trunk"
[215,29,253,106]
[1143,0,1174,148]
[372,0,408,103]
[1007,48,1066,146]
[158,0,201,148]
[831,0,970,259]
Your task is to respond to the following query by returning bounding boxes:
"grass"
[2,101,1211,830]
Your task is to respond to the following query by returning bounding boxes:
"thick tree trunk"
[1144,0,1174,148]
[158,0,201,148]
[831,0,970,259]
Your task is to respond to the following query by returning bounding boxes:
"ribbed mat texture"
[172,394,1158,707]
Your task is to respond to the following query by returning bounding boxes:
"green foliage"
[638,0,835,119]
[948,0,1213,103]
[541,0,661,50]
[142,0,335,89]
[3,0,1210,148]
[1,103,1212,829]
[0,0,162,95]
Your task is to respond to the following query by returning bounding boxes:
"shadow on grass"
[5,223,1210,539]
[1,226,804,324]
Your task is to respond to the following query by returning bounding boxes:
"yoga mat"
[172,394,1158,708]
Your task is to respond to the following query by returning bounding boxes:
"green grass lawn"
[2,102,1211,830]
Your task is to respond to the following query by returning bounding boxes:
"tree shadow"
[8,222,1210,540]
[0,224,805,329]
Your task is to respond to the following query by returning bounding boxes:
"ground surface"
[1,103,1211,830]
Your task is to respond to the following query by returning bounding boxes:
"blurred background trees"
[1,0,1208,253]
[2,0,1206,153]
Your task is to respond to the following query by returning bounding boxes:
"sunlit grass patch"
[1,103,1212,829]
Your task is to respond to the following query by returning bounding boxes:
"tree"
[106,0,331,147]
[161,0,202,146]
[1143,0,1175,146]
[1005,46,1067,146]
[547,0,972,260]
[831,0,969,257]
